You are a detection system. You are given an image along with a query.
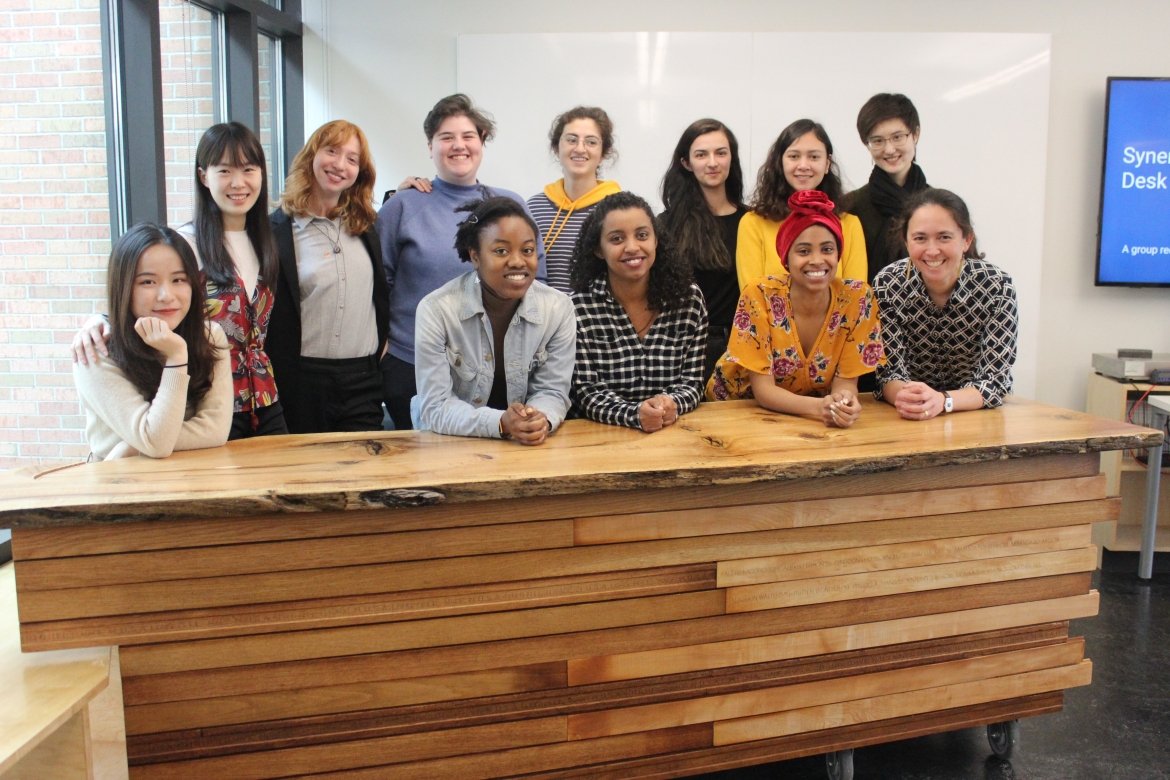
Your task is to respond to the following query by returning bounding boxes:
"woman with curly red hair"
[270,119,389,433]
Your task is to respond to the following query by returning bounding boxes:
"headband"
[775,190,843,268]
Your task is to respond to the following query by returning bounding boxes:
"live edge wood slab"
[0,398,1160,779]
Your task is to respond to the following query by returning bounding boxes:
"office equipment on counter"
[1092,351,1170,380]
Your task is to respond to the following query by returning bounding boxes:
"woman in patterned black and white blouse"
[568,192,707,432]
[872,188,1018,420]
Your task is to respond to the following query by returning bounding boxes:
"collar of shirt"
[432,177,482,193]
[587,275,615,302]
[946,259,980,305]
[457,271,545,327]
[902,261,974,308]
[292,212,340,232]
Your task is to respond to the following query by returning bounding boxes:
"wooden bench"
[0,563,127,779]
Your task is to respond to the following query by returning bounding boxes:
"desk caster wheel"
[987,719,1020,759]
[825,748,854,780]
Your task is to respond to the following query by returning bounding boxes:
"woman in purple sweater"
[376,93,544,430]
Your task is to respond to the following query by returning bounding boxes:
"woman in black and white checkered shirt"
[873,188,1018,421]
[568,192,707,432]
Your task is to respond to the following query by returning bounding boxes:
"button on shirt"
[413,272,575,438]
[293,214,379,359]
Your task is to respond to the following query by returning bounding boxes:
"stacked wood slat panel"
[13,452,1113,777]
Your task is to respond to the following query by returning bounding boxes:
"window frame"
[101,0,302,237]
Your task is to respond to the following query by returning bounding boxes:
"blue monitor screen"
[1096,77,1170,287]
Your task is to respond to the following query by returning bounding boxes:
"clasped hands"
[638,394,678,432]
[893,381,946,421]
[820,391,861,428]
[500,402,550,445]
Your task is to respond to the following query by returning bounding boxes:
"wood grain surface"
[5,400,1143,778]
[0,397,1158,526]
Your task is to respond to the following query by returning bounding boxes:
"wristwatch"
[942,391,954,414]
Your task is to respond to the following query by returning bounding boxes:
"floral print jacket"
[706,275,883,400]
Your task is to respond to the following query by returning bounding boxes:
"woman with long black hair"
[658,118,747,378]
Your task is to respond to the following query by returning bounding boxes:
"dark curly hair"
[548,105,617,164]
[453,197,538,262]
[659,118,744,273]
[569,191,693,311]
[750,118,844,222]
[898,188,985,260]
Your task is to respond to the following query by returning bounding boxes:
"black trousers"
[294,354,385,433]
[380,354,415,431]
[704,325,732,384]
[228,400,289,440]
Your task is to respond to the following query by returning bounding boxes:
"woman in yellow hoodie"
[527,106,622,293]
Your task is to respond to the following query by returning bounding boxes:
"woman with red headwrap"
[706,190,883,427]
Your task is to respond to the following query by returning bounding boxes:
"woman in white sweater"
[73,223,232,460]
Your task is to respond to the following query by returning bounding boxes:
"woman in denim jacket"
[412,197,576,444]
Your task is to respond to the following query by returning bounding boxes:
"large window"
[102,0,302,235]
[160,0,222,226]
[257,32,284,199]
[0,0,302,470]
[0,0,111,468]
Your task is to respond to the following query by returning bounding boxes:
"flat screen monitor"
[1096,77,1170,287]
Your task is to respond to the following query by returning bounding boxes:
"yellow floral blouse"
[706,275,884,400]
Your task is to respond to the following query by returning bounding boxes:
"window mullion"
[101,0,167,237]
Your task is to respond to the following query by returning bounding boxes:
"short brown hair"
[424,93,495,142]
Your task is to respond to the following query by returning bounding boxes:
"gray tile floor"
[702,555,1170,780]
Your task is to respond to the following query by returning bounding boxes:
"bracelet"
[164,363,188,369]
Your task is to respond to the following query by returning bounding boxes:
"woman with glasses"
[846,93,931,285]
[527,106,621,293]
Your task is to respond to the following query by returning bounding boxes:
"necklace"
[629,307,655,338]
[310,219,341,254]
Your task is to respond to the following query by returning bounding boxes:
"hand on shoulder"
[71,313,110,365]
[396,176,432,194]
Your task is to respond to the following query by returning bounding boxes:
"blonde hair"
[280,120,377,235]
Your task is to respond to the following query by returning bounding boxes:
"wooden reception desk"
[0,398,1160,778]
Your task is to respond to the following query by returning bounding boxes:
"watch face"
[944,395,954,413]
